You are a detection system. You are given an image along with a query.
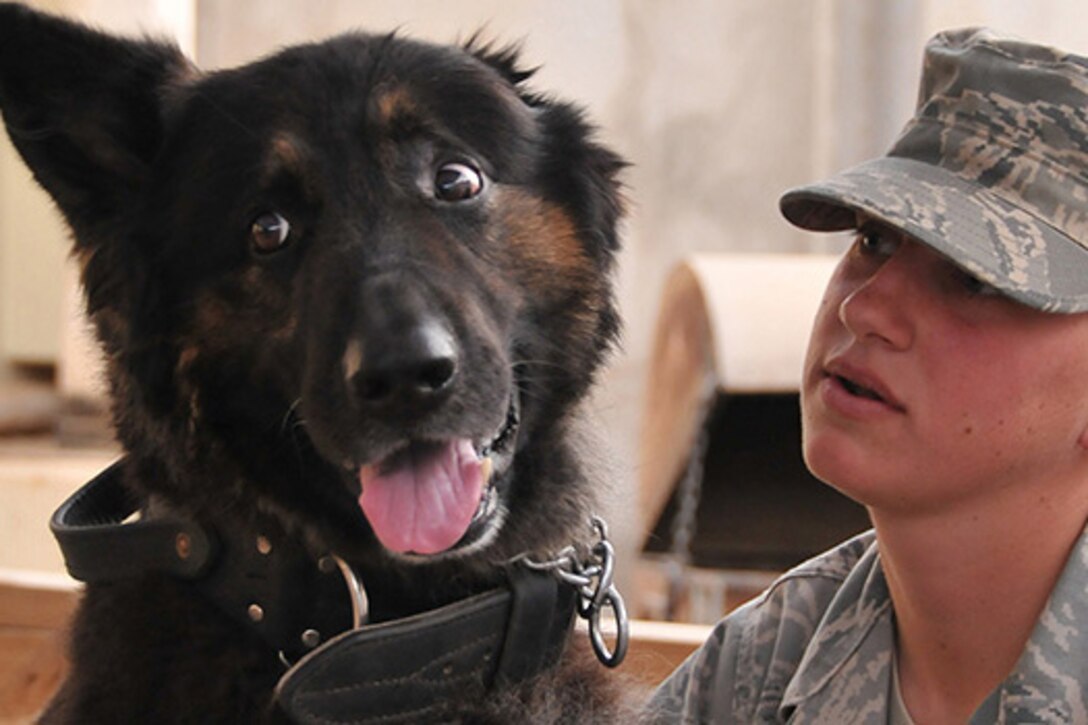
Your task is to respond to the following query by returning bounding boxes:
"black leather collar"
[50,459,580,722]
[51,459,355,661]
[275,564,576,723]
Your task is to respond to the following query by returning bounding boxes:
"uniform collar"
[993,522,1088,723]
[780,523,1088,723]
[779,535,894,719]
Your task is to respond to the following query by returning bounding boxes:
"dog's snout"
[354,319,459,406]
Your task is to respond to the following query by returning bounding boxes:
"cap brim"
[780,156,1088,313]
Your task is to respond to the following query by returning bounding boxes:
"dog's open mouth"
[356,396,519,556]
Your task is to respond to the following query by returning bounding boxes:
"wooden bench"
[637,254,870,623]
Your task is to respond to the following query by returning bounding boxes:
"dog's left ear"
[0,4,193,244]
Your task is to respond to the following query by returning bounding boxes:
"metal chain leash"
[518,515,629,668]
[665,372,717,621]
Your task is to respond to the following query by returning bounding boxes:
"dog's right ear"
[0,3,193,245]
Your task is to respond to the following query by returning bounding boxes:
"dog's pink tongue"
[358,440,484,555]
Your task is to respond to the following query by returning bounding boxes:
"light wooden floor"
[0,574,78,724]
[0,432,105,724]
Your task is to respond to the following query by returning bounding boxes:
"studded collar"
[49,458,624,722]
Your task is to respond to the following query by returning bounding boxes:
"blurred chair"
[637,253,870,623]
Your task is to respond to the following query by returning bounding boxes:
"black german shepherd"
[0,4,631,722]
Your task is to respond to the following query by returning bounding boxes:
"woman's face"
[802,220,1088,515]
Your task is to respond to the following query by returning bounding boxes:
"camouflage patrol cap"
[780,27,1088,313]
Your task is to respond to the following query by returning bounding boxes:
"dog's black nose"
[354,319,459,406]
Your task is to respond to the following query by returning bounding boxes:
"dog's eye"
[434,162,483,202]
[250,212,291,253]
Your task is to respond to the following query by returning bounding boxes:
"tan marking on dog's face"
[186,268,298,355]
[176,345,199,373]
[492,187,607,341]
[371,85,420,130]
[268,133,306,171]
[495,187,591,277]
[262,132,319,200]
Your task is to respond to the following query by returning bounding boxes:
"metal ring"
[333,555,368,629]
[588,586,629,668]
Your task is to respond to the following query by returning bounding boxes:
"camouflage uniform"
[646,526,1088,723]
[648,28,1088,723]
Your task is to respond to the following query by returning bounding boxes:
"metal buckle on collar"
[518,516,629,668]
[331,555,368,629]
[278,555,368,668]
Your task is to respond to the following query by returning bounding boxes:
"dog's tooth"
[481,456,493,485]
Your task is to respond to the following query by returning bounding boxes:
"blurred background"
[3,0,1088,717]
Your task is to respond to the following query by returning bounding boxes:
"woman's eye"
[250,212,291,253]
[855,226,898,258]
[955,268,1002,297]
[434,161,484,202]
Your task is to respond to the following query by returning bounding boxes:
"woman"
[648,28,1088,724]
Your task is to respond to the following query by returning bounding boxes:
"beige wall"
[0,123,67,364]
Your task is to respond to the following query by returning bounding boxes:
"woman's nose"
[837,249,916,350]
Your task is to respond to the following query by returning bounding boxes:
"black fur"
[0,4,631,722]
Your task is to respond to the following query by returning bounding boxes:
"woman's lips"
[821,359,906,414]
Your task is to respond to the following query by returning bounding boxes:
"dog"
[0,4,632,722]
